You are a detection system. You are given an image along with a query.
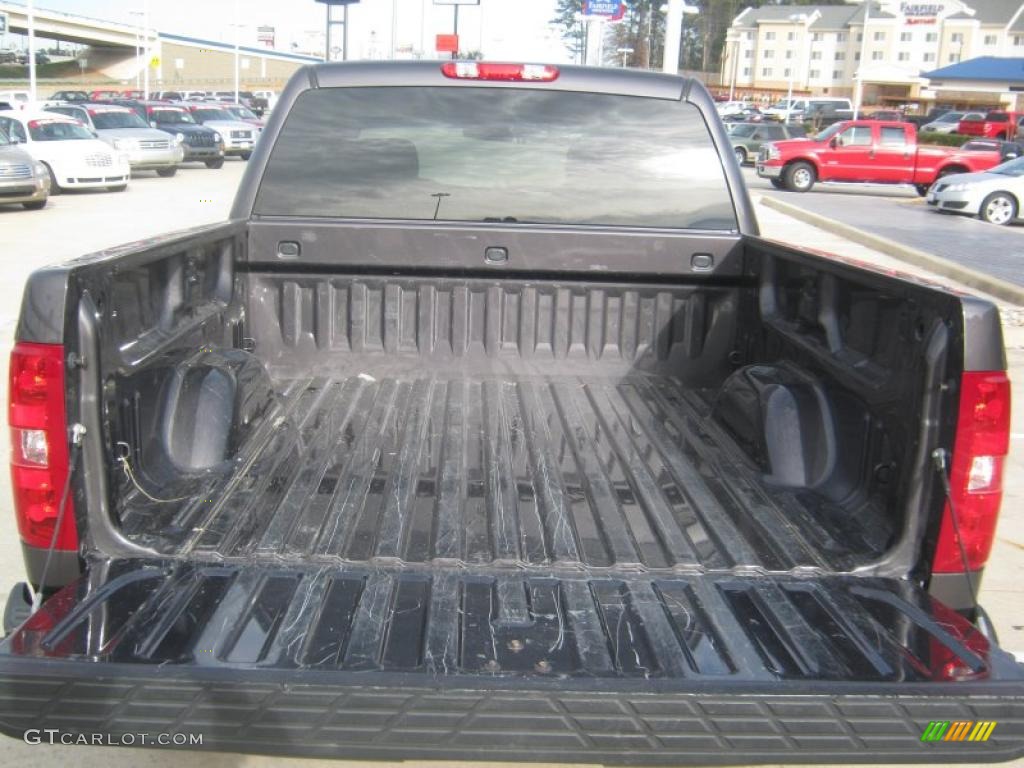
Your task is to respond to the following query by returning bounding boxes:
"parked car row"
[0,96,264,210]
[0,88,277,117]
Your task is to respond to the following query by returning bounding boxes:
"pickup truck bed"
[121,347,889,572]
[2,63,1023,764]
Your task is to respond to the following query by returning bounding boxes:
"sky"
[11,0,574,62]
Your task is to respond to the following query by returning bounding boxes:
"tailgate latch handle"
[485,247,509,265]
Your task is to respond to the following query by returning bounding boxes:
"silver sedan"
[927,157,1024,225]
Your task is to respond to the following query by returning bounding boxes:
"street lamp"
[617,46,634,68]
[661,0,699,75]
[129,9,144,90]
[27,0,35,102]
[784,11,818,123]
[853,1,872,120]
[141,0,150,99]
[233,0,241,104]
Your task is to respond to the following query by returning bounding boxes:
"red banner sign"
[436,34,459,53]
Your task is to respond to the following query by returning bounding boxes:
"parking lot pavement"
[744,166,1024,288]
[0,163,1019,768]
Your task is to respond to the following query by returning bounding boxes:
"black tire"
[733,146,747,165]
[205,158,225,169]
[783,161,816,192]
[979,191,1018,225]
[107,184,128,192]
[240,151,252,161]
[43,163,61,195]
[22,199,47,210]
[915,184,930,197]
[156,166,178,178]
[769,178,785,189]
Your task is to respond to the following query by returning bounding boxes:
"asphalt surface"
[0,160,1020,768]
[745,167,1024,287]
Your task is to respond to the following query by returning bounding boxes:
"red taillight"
[9,342,77,551]
[440,62,560,82]
[933,371,1010,573]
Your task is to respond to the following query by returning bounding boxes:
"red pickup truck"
[958,110,1022,140]
[757,120,1003,194]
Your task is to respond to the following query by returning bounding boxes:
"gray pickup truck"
[0,61,1022,764]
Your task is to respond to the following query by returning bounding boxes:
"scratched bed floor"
[119,372,894,573]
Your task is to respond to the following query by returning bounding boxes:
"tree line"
[551,0,848,72]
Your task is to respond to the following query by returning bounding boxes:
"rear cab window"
[254,87,738,231]
[880,126,908,146]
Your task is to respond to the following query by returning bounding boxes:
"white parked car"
[0,110,130,193]
[44,103,184,176]
[716,100,747,117]
[0,90,31,110]
[927,156,1024,225]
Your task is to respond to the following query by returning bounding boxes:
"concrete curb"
[759,194,1024,306]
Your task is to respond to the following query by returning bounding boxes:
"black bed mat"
[120,373,893,572]
[2,558,1023,764]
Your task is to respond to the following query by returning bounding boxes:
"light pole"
[784,11,817,122]
[27,0,35,102]
[129,9,144,90]
[729,36,739,101]
[661,1,699,75]
[142,0,150,99]
[234,0,240,104]
[853,0,871,120]
[617,46,634,68]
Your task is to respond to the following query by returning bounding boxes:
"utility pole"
[143,0,150,99]
[662,1,697,75]
[234,0,240,104]
[27,0,36,102]
[451,4,459,59]
[853,0,870,119]
[729,37,739,101]
[391,0,399,59]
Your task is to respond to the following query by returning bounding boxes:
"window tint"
[986,112,1009,122]
[91,110,147,129]
[193,108,233,122]
[4,119,27,143]
[28,119,94,141]
[762,125,784,139]
[255,87,737,231]
[880,127,907,146]
[150,109,195,124]
[0,126,8,145]
[837,126,873,146]
[45,106,79,120]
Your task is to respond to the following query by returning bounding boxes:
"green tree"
[554,0,850,74]
[551,0,586,63]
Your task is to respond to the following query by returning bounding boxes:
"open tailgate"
[0,558,1022,764]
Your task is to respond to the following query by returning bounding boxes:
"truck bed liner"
[121,371,892,572]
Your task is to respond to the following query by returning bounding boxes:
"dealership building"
[720,0,1024,107]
